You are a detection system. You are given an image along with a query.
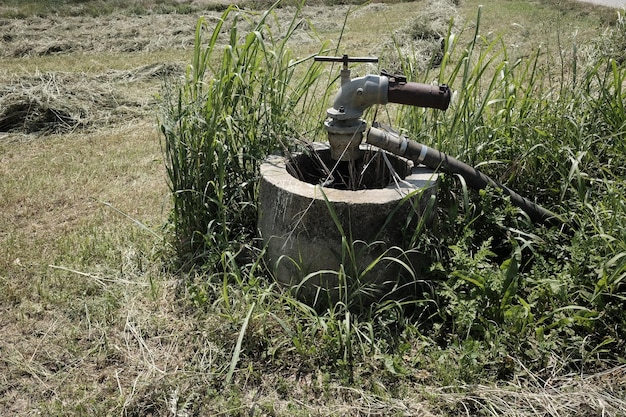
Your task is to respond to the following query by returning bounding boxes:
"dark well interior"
[286,147,411,191]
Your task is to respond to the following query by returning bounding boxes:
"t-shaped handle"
[314,54,379,71]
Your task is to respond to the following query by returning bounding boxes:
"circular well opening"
[286,146,411,191]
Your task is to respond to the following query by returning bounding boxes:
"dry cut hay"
[437,365,626,416]
[0,14,199,58]
[0,96,79,134]
[378,0,462,74]
[0,73,90,134]
[0,64,181,135]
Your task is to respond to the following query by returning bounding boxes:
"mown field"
[1,0,626,415]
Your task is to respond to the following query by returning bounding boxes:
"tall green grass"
[161,2,328,268]
[162,1,626,396]
[394,6,626,375]
[400,7,626,203]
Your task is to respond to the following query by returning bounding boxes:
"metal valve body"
[315,54,451,162]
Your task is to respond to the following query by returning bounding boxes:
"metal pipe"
[328,75,388,121]
[327,74,450,121]
[387,82,451,110]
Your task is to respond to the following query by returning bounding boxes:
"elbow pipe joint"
[328,75,389,121]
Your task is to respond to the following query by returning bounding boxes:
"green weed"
[160,0,626,408]
[161,3,328,268]
[390,5,626,379]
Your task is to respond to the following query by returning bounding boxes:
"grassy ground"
[2,0,626,415]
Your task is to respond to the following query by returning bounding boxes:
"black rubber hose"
[367,126,562,227]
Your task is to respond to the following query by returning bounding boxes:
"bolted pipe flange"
[324,118,367,161]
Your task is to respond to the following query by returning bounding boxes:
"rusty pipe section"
[387,79,451,110]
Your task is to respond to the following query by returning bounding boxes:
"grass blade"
[225,302,256,385]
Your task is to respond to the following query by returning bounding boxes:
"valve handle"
[314,54,378,69]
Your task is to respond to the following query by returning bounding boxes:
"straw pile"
[0,64,181,134]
